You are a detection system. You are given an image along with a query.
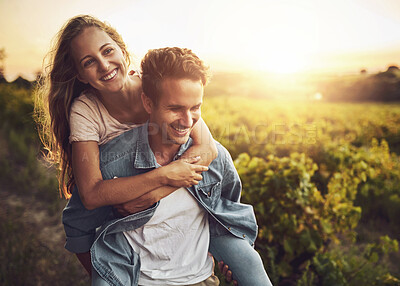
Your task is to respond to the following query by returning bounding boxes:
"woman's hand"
[160,156,208,188]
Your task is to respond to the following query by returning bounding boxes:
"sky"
[1,0,400,80]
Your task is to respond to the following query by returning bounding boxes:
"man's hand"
[218,260,238,286]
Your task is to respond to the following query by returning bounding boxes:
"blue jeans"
[92,266,109,286]
[209,234,273,286]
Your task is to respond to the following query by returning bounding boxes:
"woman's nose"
[99,58,110,71]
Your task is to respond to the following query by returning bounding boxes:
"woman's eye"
[83,59,94,67]
[104,48,113,55]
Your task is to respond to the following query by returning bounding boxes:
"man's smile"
[170,124,191,136]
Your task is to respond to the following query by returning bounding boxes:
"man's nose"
[180,110,193,127]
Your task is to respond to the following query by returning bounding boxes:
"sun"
[249,50,309,74]
[253,51,308,74]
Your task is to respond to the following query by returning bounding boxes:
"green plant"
[309,236,399,286]
[235,152,362,282]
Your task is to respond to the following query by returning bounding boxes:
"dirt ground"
[0,188,90,285]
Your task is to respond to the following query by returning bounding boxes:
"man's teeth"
[102,69,117,81]
[172,126,189,132]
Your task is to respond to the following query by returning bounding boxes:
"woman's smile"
[100,68,118,81]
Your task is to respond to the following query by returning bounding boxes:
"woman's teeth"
[102,69,117,81]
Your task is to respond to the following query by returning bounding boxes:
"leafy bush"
[0,83,59,209]
[308,236,399,286]
[235,152,363,283]
[314,139,400,233]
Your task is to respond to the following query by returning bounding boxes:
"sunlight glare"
[314,92,323,100]
[253,51,309,74]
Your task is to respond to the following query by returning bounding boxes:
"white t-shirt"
[69,90,213,284]
[124,188,213,286]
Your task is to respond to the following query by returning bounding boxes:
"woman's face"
[71,26,128,94]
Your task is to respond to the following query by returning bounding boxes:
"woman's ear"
[141,92,153,114]
[122,49,129,62]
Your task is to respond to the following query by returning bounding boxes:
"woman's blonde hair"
[34,14,131,199]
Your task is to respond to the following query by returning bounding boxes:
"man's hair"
[141,47,211,104]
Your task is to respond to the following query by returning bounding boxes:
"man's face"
[148,78,203,146]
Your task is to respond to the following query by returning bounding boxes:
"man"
[63,47,272,286]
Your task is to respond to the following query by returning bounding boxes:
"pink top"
[69,90,140,145]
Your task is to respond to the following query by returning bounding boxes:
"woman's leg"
[91,266,111,286]
[209,234,273,286]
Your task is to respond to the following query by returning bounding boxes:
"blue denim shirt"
[62,123,258,286]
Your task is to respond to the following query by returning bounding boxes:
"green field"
[0,76,399,285]
[202,96,400,285]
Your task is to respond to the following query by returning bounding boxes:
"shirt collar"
[133,121,193,168]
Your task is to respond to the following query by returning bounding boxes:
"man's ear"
[76,73,88,84]
[141,92,153,114]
